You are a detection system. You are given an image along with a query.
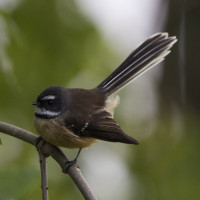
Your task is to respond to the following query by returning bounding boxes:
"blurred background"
[0,0,200,199]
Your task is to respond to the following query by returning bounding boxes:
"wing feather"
[65,106,138,145]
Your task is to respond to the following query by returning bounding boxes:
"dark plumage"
[33,33,177,152]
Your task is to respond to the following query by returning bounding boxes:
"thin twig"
[0,121,97,200]
[38,151,49,200]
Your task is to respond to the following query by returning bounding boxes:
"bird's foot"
[63,158,79,173]
[35,136,50,157]
[35,136,45,147]
[63,148,82,173]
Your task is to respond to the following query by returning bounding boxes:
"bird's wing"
[65,106,138,145]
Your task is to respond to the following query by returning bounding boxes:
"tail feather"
[97,33,177,96]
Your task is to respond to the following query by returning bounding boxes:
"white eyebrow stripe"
[42,95,56,100]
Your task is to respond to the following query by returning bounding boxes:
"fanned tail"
[97,33,177,96]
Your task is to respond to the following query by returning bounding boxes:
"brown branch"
[0,121,97,200]
[38,151,49,200]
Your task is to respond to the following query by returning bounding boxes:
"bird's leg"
[64,148,82,172]
[73,148,82,163]
[35,136,52,157]
[35,136,47,153]
[35,136,45,147]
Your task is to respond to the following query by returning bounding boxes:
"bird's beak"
[32,102,37,106]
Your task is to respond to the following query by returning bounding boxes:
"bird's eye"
[47,99,54,105]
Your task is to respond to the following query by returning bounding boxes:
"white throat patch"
[35,107,61,118]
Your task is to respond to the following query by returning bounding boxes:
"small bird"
[33,33,177,163]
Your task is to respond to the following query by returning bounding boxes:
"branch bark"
[0,121,97,200]
[38,151,49,200]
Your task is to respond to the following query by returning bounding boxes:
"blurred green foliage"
[0,0,114,129]
[131,1,200,199]
[0,0,200,200]
[0,0,115,199]
[131,114,200,200]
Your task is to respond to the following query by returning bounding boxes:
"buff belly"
[34,117,97,148]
